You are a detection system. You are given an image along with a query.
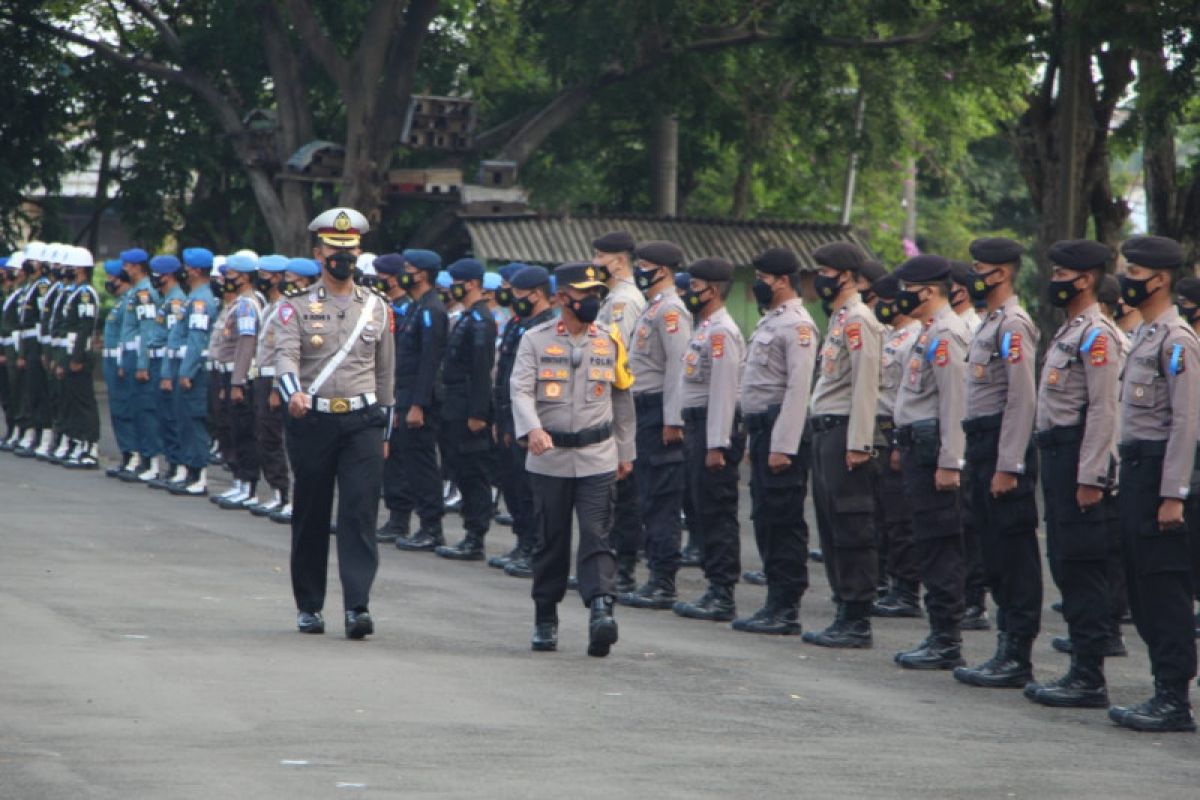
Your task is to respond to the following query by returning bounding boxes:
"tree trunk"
[650,112,678,216]
[902,156,918,244]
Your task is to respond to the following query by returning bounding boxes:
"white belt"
[20,330,38,339]
[314,392,376,414]
[149,348,166,358]
[123,341,138,351]
[165,348,179,358]
[104,348,120,358]
[206,360,215,370]
[259,366,277,377]
[223,361,235,371]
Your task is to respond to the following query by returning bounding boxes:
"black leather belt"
[682,407,707,423]
[634,392,663,411]
[547,423,612,448]
[810,414,848,433]
[1034,425,1083,448]
[743,405,780,434]
[1119,440,1167,460]
[962,413,1003,434]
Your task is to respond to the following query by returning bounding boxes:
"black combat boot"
[802,602,872,648]
[504,545,534,578]
[487,543,523,569]
[1051,633,1127,658]
[106,451,133,479]
[375,513,409,543]
[680,537,703,568]
[435,532,486,561]
[742,570,767,586]
[615,554,638,595]
[395,527,445,552]
[587,596,618,657]
[531,604,558,652]
[673,584,736,621]
[895,623,965,670]
[618,572,678,610]
[732,589,801,635]
[1024,654,1108,708]
[1109,680,1197,733]
[954,632,1034,688]
[873,581,923,618]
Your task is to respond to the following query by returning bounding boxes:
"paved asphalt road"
[2,418,1199,797]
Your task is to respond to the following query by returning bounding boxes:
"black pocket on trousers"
[1136,518,1191,576]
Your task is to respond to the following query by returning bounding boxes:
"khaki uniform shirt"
[959,306,982,336]
[740,298,818,455]
[681,307,745,449]
[1036,303,1124,488]
[599,277,645,346]
[966,295,1039,474]
[510,319,636,478]
[895,304,969,470]
[275,281,396,406]
[224,292,263,387]
[255,297,284,377]
[628,290,691,426]
[1119,307,1200,499]
[877,320,922,419]
[810,294,884,452]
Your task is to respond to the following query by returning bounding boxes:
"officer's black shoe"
[802,606,872,649]
[616,554,638,595]
[297,611,324,634]
[895,630,965,670]
[106,452,132,478]
[1051,600,1063,614]
[531,621,558,652]
[435,533,486,561]
[954,633,1034,688]
[268,504,292,524]
[375,514,409,543]
[742,570,767,586]
[680,544,703,568]
[488,545,521,569]
[961,604,991,631]
[345,610,374,640]
[809,548,824,564]
[619,572,678,610]
[873,588,923,618]
[673,584,736,622]
[394,529,444,552]
[587,596,618,657]
[494,511,514,527]
[733,603,801,636]
[503,555,533,578]
[1051,634,1127,657]
[567,575,579,590]
[147,465,180,491]
[1109,681,1197,733]
[1024,657,1109,708]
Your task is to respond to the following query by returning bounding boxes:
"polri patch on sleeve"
[1169,343,1186,375]
[845,322,862,350]
[711,333,726,358]
[664,310,680,334]
[933,339,949,367]
[1003,330,1022,363]
[1088,334,1108,366]
[798,325,812,347]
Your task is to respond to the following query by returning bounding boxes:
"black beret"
[859,259,888,285]
[1122,235,1184,269]
[1177,277,1200,305]
[554,261,606,289]
[812,242,865,272]
[687,257,734,282]
[1047,239,1111,271]
[374,253,405,275]
[872,273,900,299]
[635,240,684,268]
[752,247,799,276]
[895,254,950,283]
[511,265,550,290]
[969,237,1025,265]
[592,230,635,253]
[1097,274,1121,306]
[948,260,974,287]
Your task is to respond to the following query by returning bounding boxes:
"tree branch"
[355,0,408,87]
[124,0,186,60]
[280,0,350,95]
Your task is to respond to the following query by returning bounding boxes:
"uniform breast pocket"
[967,347,994,383]
[1125,376,1162,409]
[586,366,614,403]
[1042,353,1072,392]
[749,334,773,366]
[536,380,568,403]
[683,349,706,383]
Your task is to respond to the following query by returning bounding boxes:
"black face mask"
[450,282,467,301]
[438,289,451,306]
[896,287,925,315]
[967,269,999,303]
[255,275,274,294]
[752,279,774,311]
[814,273,843,303]
[1118,274,1159,308]
[860,290,875,305]
[682,286,711,314]
[495,288,512,307]
[104,279,118,295]
[874,300,898,325]
[279,279,297,295]
[634,267,660,292]
[324,252,355,281]
[512,295,534,318]
[1047,277,1082,308]
[223,278,239,294]
[209,278,222,295]
[568,294,601,323]
[149,274,163,290]
[1178,303,1200,325]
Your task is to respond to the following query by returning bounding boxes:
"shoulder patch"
[278,305,295,325]
[1169,342,1186,376]
[846,322,862,350]
[1087,332,1108,366]
[664,310,680,334]
[798,324,813,347]
[1003,330,1022,363]
[711,333,726,359]
[138,290,150,303]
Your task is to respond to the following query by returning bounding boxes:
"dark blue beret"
[674,271,691,291]
[374,253,405,275]
[182,247,214,269]
[1177,277,1200,304]
[448,258,484,281]
[687,257,734,282]
[969,237,1025,265]
[860,259,888,284]
[149,254,182,274]
[1047,239,1111,271]
[403,249,441,272]
[635,241,684,268]
[895,254,950,283]
[812,242,865,272]
[511,265,550,290]
[949,260,974,287]
[752,248,799,276]
[500,262,529,282]
[872,274,900,298]
[121,248,149,264]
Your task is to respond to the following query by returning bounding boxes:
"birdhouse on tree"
[478,160,518,188]
[386,167,463,199]
[241,109,278,167]
[402,95,476,151]
[285,141,346,179]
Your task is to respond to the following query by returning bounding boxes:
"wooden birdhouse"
[241,109,278,167]
[478,160,518,189]
[402,95,476,151]
[285,141,345,178]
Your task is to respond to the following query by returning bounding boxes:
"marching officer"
[891,254,971,669]
[387,249,449,550]
[618,240,692,609]
[509,261,634,656]
[1108,235,1200,733]
[729,247,817,635]
[491,265,557,578]
[805,242,884,648]
[674,258,747,623]
[953,237,1042,689]
[870,273,924,618]
[216,253,263,509]
[55,246,101,468]
[276,207,395,639]
[433,258,497,561]
[1020,239,1125,708]
[593,230,646,592]
[166,248,220,497]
